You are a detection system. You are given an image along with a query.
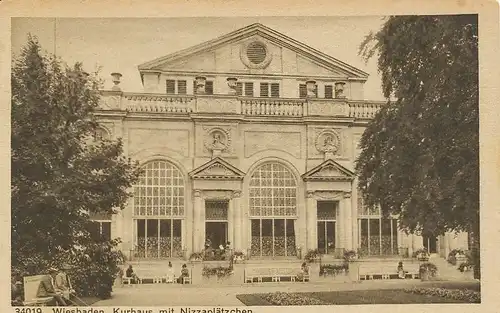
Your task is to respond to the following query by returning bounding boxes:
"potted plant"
[343,249,358,262]
[304,249,321,263]
[419,262,438,281]
[413,248,430,261]
[233,251,245,262]
[189,252,204,262]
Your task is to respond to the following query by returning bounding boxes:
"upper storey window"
[236,82,254,97]
[324,85,333,99]
[260,82,280,98]
[166,80,187,95]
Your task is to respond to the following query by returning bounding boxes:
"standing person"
[166,261,175,283]
[297,262,309,282]
[37,267,67,306]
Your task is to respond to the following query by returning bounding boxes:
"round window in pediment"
[240,40,272,69]
[246,42,267,65]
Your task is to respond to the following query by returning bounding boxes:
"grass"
[237,289,476,305]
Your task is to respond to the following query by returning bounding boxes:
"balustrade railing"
[123,94,194,113]
[241,98,304,117]
[99,91,383,119]
[348,102,383,119]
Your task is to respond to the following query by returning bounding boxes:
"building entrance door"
[204,200,229,249]
[316,201,337,255]
[205,222,228,249]
[423,236,438,254]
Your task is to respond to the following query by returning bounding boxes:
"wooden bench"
[244,267,308,283]
[358,264,419,280]
[22,275,53,306]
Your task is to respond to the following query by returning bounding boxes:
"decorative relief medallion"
[204,127,232,155]
[315,129,341,158]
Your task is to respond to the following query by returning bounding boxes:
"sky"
[11,17,386,101]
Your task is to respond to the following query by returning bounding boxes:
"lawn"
[237,289,476,305]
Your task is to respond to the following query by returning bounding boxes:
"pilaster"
[193,189,204,252]
[306,191,317,250]
[231,190,242,251]
[343,191,353,250]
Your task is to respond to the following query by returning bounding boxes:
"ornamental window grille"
[205,200,229,221]
[249,162,297,217]
[133,161,185,217]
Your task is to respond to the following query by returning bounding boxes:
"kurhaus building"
[95,23,468,261]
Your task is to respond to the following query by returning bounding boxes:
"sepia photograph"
[10,14,481,307]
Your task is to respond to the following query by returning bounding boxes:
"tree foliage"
[356,15,478,238]
[11,36,141,274]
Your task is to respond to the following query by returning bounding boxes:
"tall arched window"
[249,162,297,257]
[357,191,398,256]
[133,160,185,258]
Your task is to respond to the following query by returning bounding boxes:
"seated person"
[11,275,23,306]
[37,267,67,306]
[176,264,189,284]
[125,265,140,284]
[397,261,406,279]
[54,265,76,301]
[297,262,309,281]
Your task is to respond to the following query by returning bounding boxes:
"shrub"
[447,249,465,265]
[419,262,438,277]
[304,249,321,263]
[458,262,473,272]
[189,252,204,260]
[343,250,357,262]
[404,287,480,303]
[319,263,349,276]
[261,292,328,305]
[412,248,429,258]
[202,265,233,278]
[63,239,125,299]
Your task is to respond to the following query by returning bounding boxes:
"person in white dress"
[166,261,175,283]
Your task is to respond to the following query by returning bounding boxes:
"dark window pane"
[262,219,272,236]
[193,81,197,94]
[173,219,182,237]
[178,80,187,94]
[271,83,280,97]
[245,82,254,97]
[326,221,335,252]
[147,219,158,236]
[205,81,214,95]
[137,219,146,237]
[251,219,260,236]
[260,83,269,97]
[299,84,306,98]
[236,82,243,96]
[166,80,175,94]
[325,85,333,99]
[274,219,285,236]
[317,221,326,254]
[88,221,100,241]
[101,222,111,240]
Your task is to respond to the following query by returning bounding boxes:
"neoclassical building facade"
[95,23,468,260]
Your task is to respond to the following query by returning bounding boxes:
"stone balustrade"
[241,98,304,116]
[99,91,383,119]
[348,102,383,119]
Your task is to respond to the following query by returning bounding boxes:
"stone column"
[306,191,317,250]
[337,195,345,249]
[232,191,241,251]
[193,190,204,252]
[343,192,353,250]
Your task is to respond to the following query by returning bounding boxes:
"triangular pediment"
[138,23,368,79]
[189,157,245,180]
[302,159,355,182]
